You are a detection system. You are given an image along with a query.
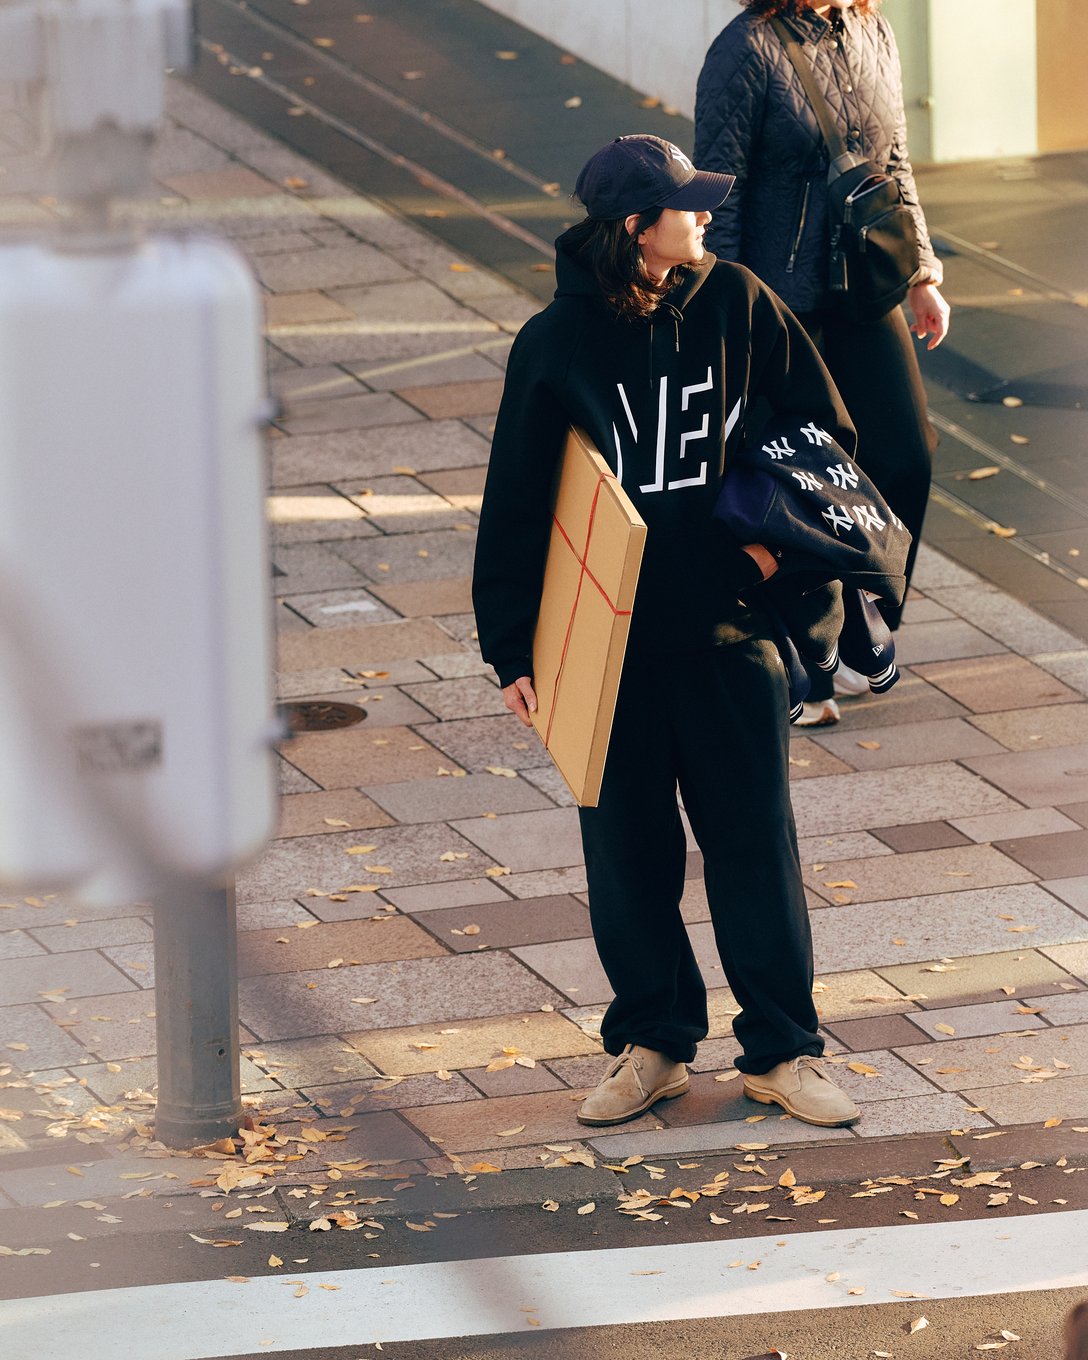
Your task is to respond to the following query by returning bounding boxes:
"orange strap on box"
[544,473,632,746]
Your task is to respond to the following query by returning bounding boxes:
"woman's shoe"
[793,698,840,727]
[832,662,869,697]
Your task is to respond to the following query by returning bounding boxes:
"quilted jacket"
[694,6,942,313]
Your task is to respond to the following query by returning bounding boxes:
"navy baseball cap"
[575,134,735,220]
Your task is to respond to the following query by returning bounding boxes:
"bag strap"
[768,17,850,168]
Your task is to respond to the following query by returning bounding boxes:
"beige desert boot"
[577,1044,689,1126]
[743,1055,860,1127]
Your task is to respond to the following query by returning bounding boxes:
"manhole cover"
[279,701,368,733]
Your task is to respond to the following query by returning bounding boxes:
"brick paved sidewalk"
[3,82,1088,1209]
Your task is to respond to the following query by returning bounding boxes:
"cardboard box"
[530,427,646,806]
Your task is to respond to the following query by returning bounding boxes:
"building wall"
[477,0,1043,162]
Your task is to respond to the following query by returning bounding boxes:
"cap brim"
[658,170,736,213]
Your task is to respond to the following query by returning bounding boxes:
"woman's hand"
[741,543,780,581]
[503,676,538,728]
[908,282,951,350]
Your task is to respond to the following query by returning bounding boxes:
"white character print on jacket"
[611,368,742,493]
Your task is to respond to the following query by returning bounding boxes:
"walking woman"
[695,0,950,725]
[472,134,859,1129]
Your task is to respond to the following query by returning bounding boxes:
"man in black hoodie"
[472,134,859,1129]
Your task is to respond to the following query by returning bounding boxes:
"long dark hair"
[743,0,879,14]
[564,205,687,321]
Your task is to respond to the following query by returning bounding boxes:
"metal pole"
[152,883,243,1147]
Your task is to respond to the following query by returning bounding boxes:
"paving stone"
[543,1053,616,1088]
[823,1013,934,1052]
[994,829,1088,880]
[0,929,44,959]
[242,1035,381,1088]
[1042,876,1088,914]
[810,718,1006,771]
[101,943,154,988]
[0,952,135,1006]
[280,392,425,437]
[1056,801,1088,829]
[286,1110,439,1163]
[893,1025,1088,1091]
[462,1062,567,1098]
[0,1003,95,1067]
[1033,650,1088,700]
[898,596,956,624]
[913,654,1082,714]
[246,231,327,256]
[26,918,152,954]
[813,884,1086,972]
[255,244,411,292]
[265,291,359,328]
[797,832,895,863]
[911,543,986,591]
[679,877,711,924]
[395,378,504,421]
[791,762,1019,837]
[0,1151,220,1206]
[274,723,455,792]
[416,467,487,512]
[786,736,854,778]
[362,772,552,825]
[271,543,366,596]
[344,1011,599,1076]
[271,320,502,367]
[333,528,477,584]
[368,577,475,618]
[345,687,436,728]
[338,477,472,536]
[685,1036,746,1073]
[276,790,394,839]
[828,673,975,730]
[238,917,447,977]
[969,703,1088,752]
[271,369,365,407]
[236,900,317,931]
[276,667,354,700]
[281,589,397,629]
[518,764,577,808]
[960,1076,1088,1125]
[237,823,493,902]
[398,676,506,721]
[329,278,487,326]
[0,894,145,932]
[418,651,492,679]
[399,1087,658,1153]
[950,808,1083,843]
[851,1092,990,1138]
[414,895,591,953]
[159,166,280,200]
[409,716,546,776]
[348,351,504,392]
[1027,992,1088,1026]
[893,619,1008,666]
[925,584,1085,655]
[810,969,919,1022]
[902,1000,1049,1041]
[503,870,590,903]
[870,821,973,853]
[240,954,564,1039]
[302,1070,480,1116]
[381,878,512,914]
[802,844,1034,905]
[510,938,611,1005]
[270,421,491,486]
[587,1116,855,1160]
[434,612,481,646]
[451,808,583,874]
[962,743,1088,808]
[277,755,321,795]
[42,991,163,1061]
[876,948,1080,1007]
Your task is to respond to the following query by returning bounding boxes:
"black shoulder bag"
[770,17,920,323]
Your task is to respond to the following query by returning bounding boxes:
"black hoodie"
[472,229,856,688]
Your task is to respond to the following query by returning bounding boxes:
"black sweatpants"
[578,633,822,1075]
[797,304,938,698]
